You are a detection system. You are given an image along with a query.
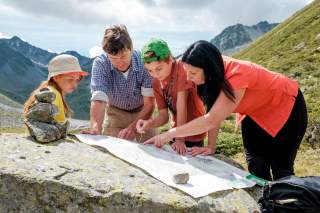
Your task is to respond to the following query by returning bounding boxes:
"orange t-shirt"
[223,56,298,137]
[153,61,206,142]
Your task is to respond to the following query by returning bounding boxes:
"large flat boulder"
[0,133,261,212]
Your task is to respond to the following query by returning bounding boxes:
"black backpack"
[259,175,320,213]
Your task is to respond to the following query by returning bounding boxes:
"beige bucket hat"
[47,54,89,80]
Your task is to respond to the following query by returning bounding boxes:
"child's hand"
[80,129,100,135]
[187,147,215,156]
[118,127,136,140]
[136,119,152,134]
[171,140,187,155]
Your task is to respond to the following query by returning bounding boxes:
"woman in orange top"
[144,40,308,181]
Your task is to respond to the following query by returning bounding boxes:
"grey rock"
[25,102,58,123]
[306,123,320,145]
[55,120,69,139]
[0,134,261,212]
[35,88,56,103]
[293,42,305,51]
[24,119,68,143]
[172,172,189,184]
[24,87,69,143]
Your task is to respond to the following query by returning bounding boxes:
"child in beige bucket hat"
[24,54,88,142]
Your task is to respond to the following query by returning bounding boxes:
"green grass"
[231,143,320,176]
[0,93,22,108]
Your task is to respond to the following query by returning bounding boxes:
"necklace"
[160,62,177,115]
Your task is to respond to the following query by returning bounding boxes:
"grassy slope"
[0,93,25,133]
[0,93,22,108]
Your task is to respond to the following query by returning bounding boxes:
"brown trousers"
[102,105,155,142]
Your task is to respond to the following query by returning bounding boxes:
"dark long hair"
[181,40,235,111]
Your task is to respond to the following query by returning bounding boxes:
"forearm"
[168,114,215,139]
[90,101,106,134]
[175,98,188,142]
[207,127,219,152]
[148,112,169,129]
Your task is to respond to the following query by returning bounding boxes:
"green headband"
[141,38,171,63]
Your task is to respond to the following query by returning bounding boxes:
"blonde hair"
[23,78,72,118]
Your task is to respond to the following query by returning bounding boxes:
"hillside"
[234,0,320,128]
[0,42,46,103]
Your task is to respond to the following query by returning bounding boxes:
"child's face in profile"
[144,59,173,81]
[53,73,82,94]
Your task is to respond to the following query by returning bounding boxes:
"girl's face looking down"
[144,59,173,81]
[53,73,82,94]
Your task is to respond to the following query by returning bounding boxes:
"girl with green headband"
[136,38,214,155]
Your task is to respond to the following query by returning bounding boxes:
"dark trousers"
[241,89,308,181]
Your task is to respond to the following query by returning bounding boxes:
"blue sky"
[0,0,313,57]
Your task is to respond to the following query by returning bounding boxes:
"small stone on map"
[172,173,189,184]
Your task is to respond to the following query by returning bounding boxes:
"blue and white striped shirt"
[90,50,153,111]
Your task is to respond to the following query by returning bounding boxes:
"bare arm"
[175,90,188,142]
[81,100,106,134]
[148,108,169,128]
[207,127,219,152]
[144,89,245,147]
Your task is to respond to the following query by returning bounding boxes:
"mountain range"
[210,21,278,54]
[0,36,92,119]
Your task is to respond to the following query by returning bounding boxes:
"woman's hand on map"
[187,147,215,156]
[143,131,173,148]
[136,119,152,134]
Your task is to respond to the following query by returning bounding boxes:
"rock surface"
[0,134,261,212]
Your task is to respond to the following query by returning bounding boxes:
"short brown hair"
[102,25,133,55]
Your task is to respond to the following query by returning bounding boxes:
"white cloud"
[47,49,55,53]
[0,32,11,39]
[89,45,104,58]
[0,0,312,56]
[0,0,311,34]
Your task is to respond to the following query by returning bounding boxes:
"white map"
[76,134,255,198]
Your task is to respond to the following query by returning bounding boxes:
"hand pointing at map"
[143,130,174,148]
